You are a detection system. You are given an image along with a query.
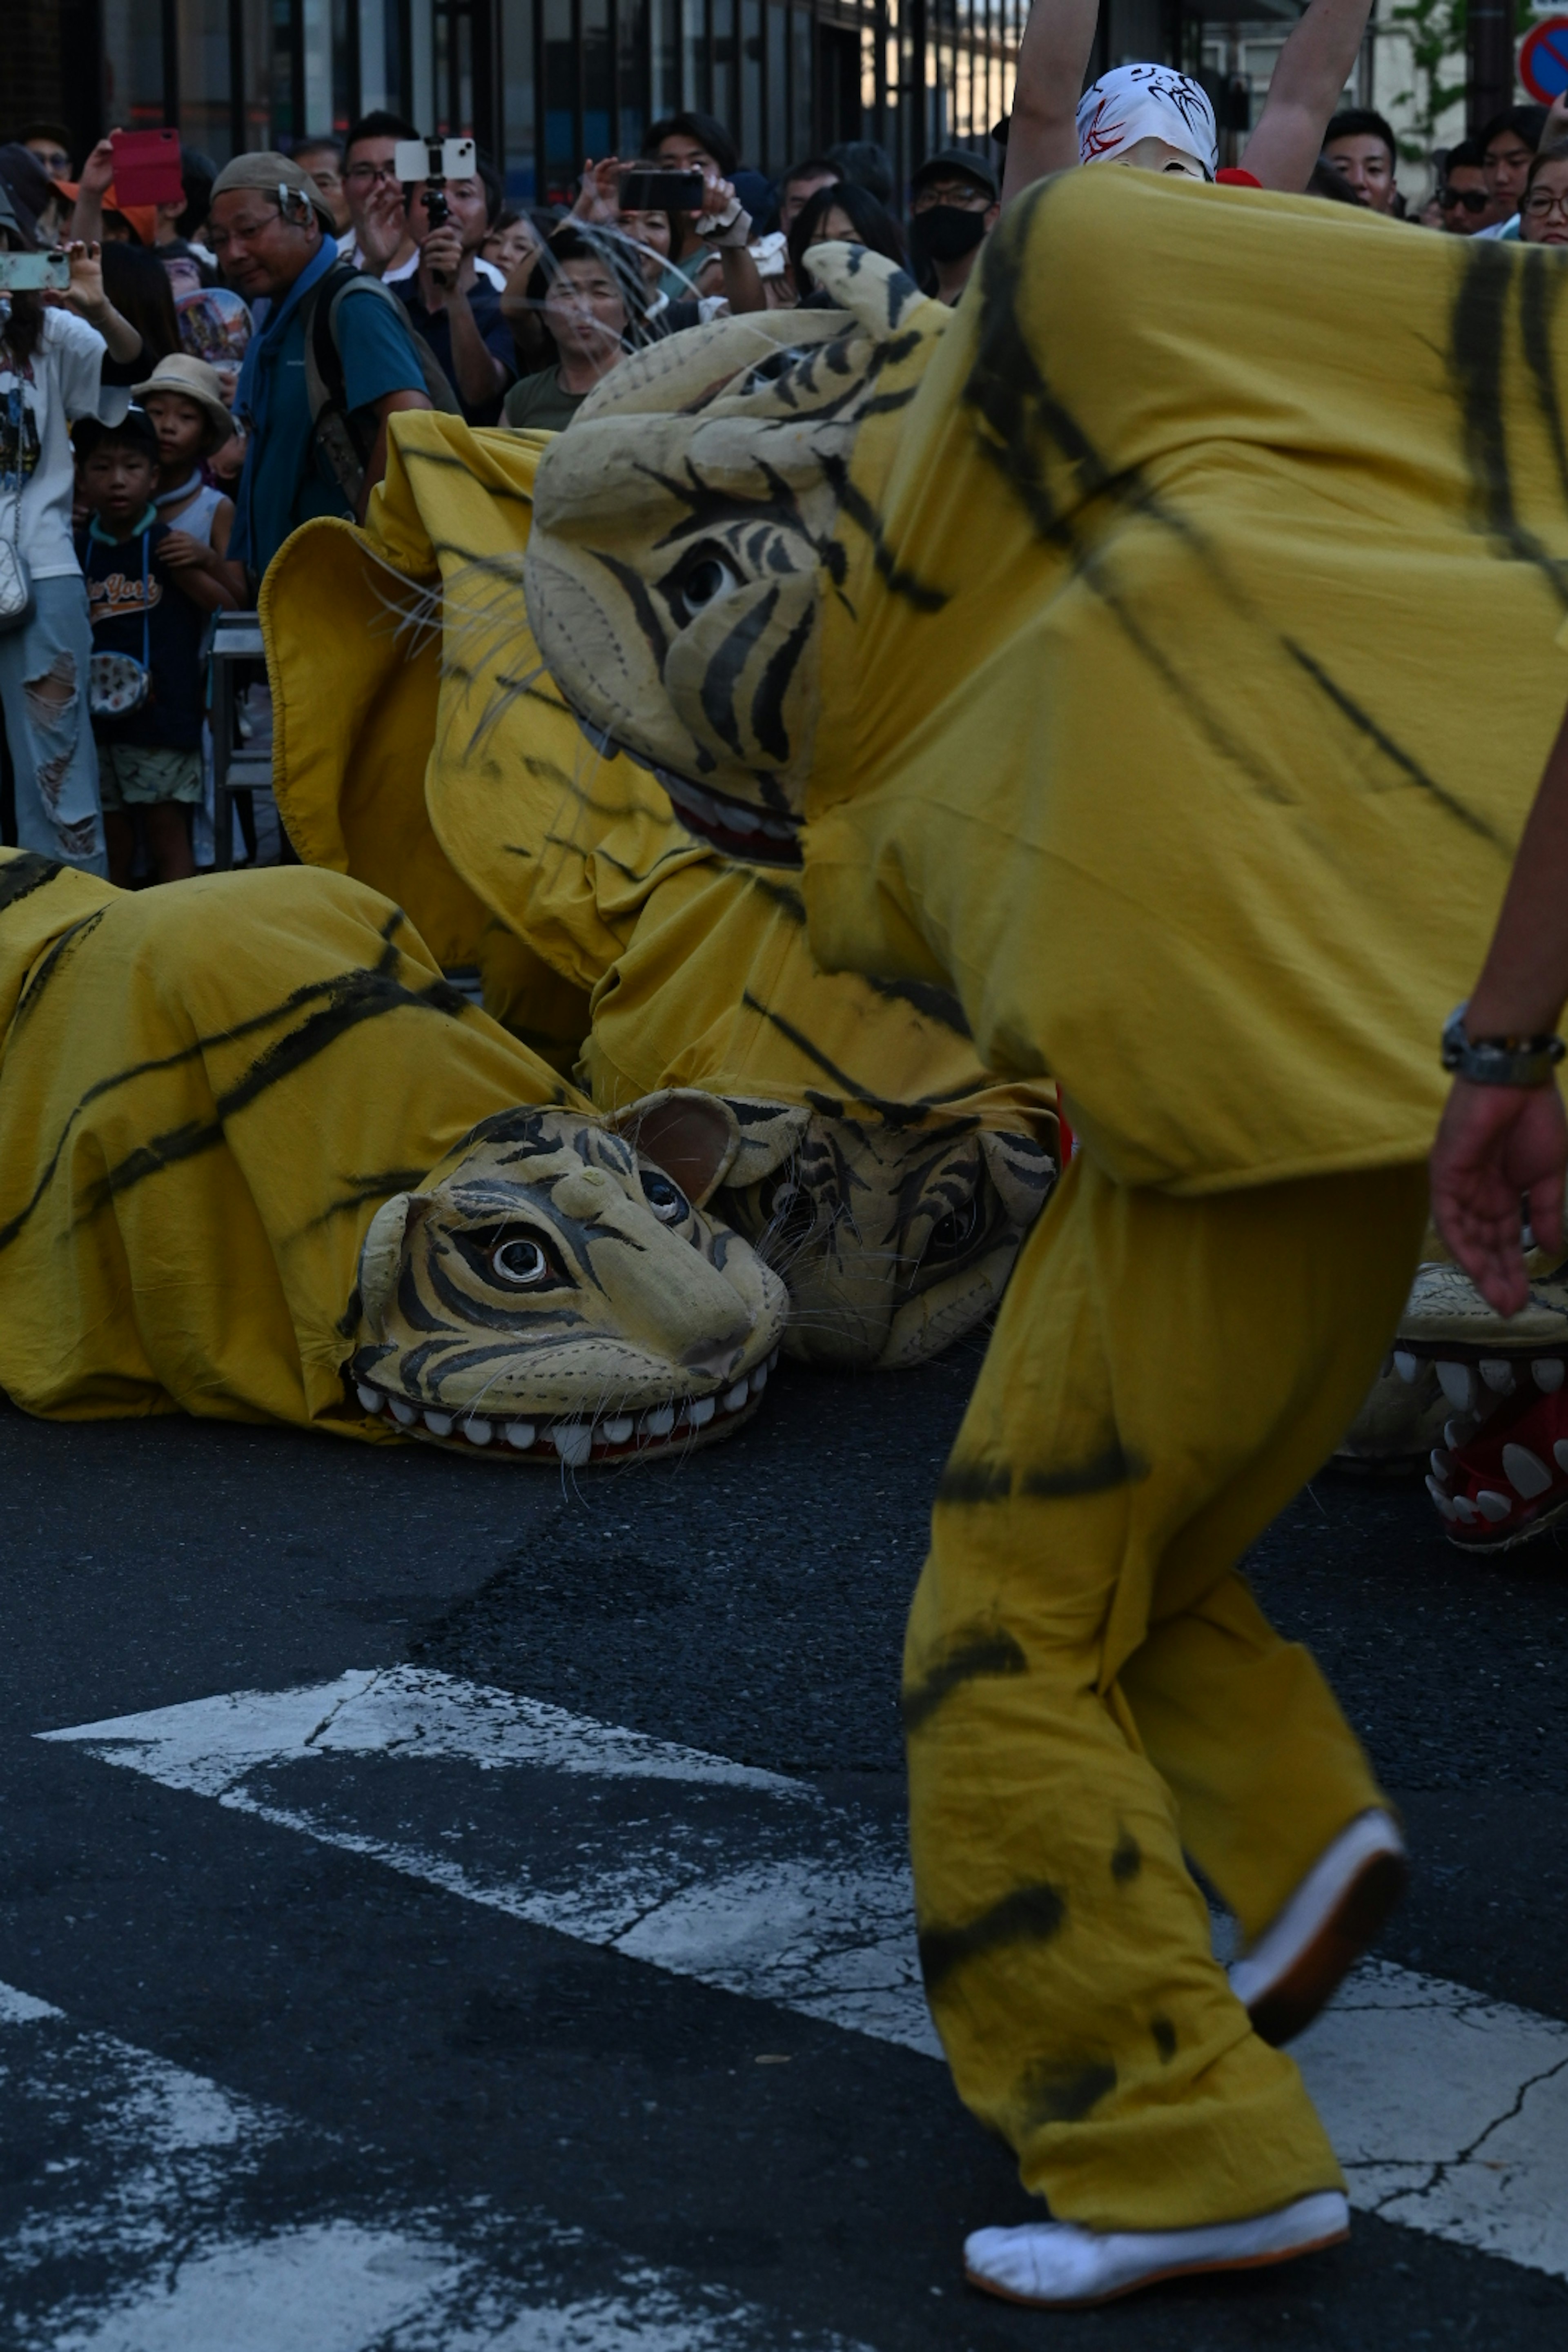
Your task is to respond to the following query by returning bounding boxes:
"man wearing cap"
[207,151,431,586]
[1002,0,1375,201]
[909,149,1000,305]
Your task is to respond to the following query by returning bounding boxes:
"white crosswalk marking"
[0,1981,870,2352]
[39,1666,1568,2283]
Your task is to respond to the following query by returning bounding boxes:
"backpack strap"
[301,260,369,507]
[301,261,462,512]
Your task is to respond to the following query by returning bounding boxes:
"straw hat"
[131,351,236,447]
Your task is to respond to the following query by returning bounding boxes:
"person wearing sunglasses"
[1437,139,1506,235]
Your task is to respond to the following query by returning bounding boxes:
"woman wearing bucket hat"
[134,352,245,605]
[0,181,149,876]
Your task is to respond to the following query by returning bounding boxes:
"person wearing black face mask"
[908,149,1000,305]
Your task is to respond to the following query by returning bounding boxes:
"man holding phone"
[207,153,430,584]
[572,156,767,317]
[394,144,516,425]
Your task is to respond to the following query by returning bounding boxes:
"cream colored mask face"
[524,246,941,865]
[350,1092,788,1463]
[711,1097,1056,1368]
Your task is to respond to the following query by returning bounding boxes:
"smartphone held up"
[108,127,185,209]
[0,252,71,293]
[617,169,706,212]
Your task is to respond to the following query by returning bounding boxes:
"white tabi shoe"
[964,2190,1350,2308]
[1230,1807,1407,2047]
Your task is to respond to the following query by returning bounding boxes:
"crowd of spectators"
[4,18,1568,889]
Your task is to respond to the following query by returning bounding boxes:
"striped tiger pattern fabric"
[0,852,785,1464]
[524,174,1568,1194]
[264,415,1058,1370]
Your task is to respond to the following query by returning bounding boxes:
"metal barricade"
[207,610,270,872]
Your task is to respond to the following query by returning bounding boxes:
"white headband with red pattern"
[1076,66,1218,177]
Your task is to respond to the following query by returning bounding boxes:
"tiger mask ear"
[356,1191,430,1338]
[977,1129,1059,1231]
[611,1089,742,1208]
[714,1097,814,1187]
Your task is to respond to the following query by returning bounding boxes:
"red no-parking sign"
[1519,16,1568,103]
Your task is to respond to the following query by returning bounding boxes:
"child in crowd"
[134,352,247,603]
[74,407,237,888]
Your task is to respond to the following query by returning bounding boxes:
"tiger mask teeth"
[346,1094,789,1463]
[351,1347,781,1465]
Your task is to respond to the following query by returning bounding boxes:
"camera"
[393,137,477,288]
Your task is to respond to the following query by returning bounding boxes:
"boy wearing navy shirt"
[75,409,237,886]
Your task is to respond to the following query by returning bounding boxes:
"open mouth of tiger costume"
[1398,1344,1568,1550]
[653,772,803,868]
[572,710,804,868]
[349,1347,781,1465]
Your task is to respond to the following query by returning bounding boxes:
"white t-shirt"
[0,309,129,581]
[367,248,507,292]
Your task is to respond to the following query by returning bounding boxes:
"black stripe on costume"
[961,190,1502,846]
[918,1882,1067,1993]
[817,455,949,612]
[750,600,814,765]
[1021,1442,1149,1498]
[1518,246,1568,516]
[11,911,107,1031]
[1283,641,1506,848]
[0,853,66,914]
[590,550,672,673]
[740,992,949,1127]
[864,972,972,1037]
[43,967,472,1248]
[299,1167,430,1235]
[1450,240,1568,605]
[1019,2058,1118,2127]
[901,1627,1027,1734]
[935,1457,1012,1503]
[699,586,782,760]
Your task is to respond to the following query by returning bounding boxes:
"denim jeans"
[0,571,106,875]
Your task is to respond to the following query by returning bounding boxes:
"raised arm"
[1240,0,1374,193]
[1002,0,1102,205]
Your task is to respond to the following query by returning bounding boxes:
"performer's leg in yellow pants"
[904,1155,1428,2232]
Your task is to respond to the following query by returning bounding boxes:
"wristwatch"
[1441,1001,1566,1087]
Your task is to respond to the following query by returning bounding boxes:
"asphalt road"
[2,1337,1567,2349]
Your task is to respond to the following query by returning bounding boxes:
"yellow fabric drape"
[797,170,1568,1192]
[265,413,1057,1147]
[0,853,582,1432]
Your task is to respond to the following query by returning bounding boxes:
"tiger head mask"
[349,1091,788,1462]
[708,1097,1055,1369]
[524,245,945,865]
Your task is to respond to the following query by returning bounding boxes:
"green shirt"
[503,371,588,433]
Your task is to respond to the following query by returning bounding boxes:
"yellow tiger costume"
[521,186,1568,2232]
[263,417,1058,1370]
[0,852,784,1461]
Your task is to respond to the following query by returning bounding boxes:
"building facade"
[12,0,1463,209]
[11,0,1223,204]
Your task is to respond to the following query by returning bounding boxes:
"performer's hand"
[1430,1077,1568,1314]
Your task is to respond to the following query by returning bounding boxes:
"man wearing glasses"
[340,111,423,279]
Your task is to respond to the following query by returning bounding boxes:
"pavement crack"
[1453,2050,1568,2167]
[301,1672,379,1753]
